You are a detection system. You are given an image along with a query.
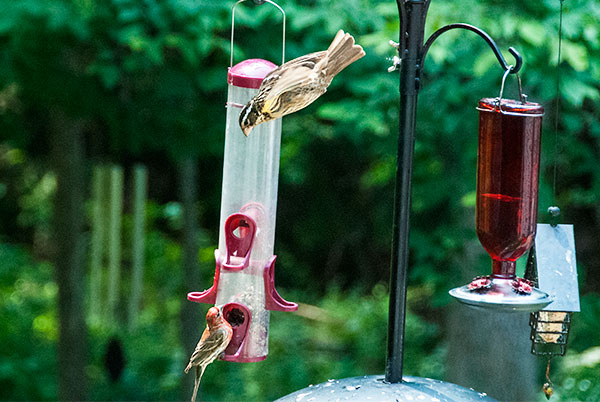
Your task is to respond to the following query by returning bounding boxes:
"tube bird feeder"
[187,0,296,363]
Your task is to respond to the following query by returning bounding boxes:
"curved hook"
[421,23,522,74]
[506,47,522,74]
[230,0,286,67]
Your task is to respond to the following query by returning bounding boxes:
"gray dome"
[275,375,497,402]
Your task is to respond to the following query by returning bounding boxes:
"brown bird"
[239,29,365,136]
[184,306,233,402]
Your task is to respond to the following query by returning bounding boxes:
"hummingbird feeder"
[187,0,296,363]
[449,69,552,312]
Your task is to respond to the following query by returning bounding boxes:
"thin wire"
[497,65,513,104]
[230,0,286,68]
[264,0,286,64]
[545,357,554,386]
[552,0,565,204]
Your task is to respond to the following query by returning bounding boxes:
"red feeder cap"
[227,59,277,89]
[478,98,544,115]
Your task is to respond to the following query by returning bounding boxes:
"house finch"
[184,306,233,402]
[239,29,365,136]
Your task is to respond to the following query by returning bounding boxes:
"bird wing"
[188,327,230,367]
[261,51,327,115]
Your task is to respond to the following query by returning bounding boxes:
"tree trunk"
[128,164,148,330]
[51,110,87,401]
[178,158,203,400]
[106,165,124,325]
[89,164,108,322]
[446,302,537,401]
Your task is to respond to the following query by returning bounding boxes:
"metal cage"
[529,311,571,356]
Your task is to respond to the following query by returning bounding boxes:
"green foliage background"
[0,0,599,400]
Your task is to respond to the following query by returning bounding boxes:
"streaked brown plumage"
[184,307,233,402]
[239,30,365,136]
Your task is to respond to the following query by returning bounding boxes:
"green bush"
[0,244,56,400]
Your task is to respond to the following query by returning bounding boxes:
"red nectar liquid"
[476,98,544,278]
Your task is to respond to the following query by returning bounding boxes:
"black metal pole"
[386,0,430,383]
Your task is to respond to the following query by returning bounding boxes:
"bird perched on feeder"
[184,306,233,402]
[239,29,365,136]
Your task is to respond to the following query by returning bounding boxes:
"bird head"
[239,101,261,136]
[206,306,223,328]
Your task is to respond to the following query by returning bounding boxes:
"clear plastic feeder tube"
[215,59,281,361]
[218,78,281,262]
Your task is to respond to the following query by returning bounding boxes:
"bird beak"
[242,126,252,137]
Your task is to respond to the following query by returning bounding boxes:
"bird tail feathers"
[190,365,206,402]
[325,30,365,78]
